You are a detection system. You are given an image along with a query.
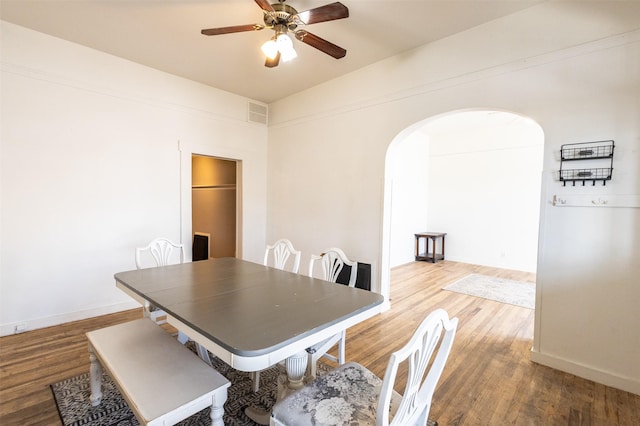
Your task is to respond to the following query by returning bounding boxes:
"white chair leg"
[143,301,152,319]
[307,353,318,379]
[177,331,189,344]
[195,343,212,366]
[337,331,346,365]
[149,309,167,324]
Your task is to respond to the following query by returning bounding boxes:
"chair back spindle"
[264,239,301,273]
[135,237,184,269]
[308,247,357,287]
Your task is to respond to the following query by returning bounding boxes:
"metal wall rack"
[559,140,614,186]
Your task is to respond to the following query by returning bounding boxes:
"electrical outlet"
[14,323,27,333]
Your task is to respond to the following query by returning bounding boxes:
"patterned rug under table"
[52,354,287,426]
[52,355,439,425]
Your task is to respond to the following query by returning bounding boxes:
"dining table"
[114,257,384,424]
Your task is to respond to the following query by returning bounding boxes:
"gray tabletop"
[114,257,384,357]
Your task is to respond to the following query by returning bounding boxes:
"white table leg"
[88,344,103,406]
[245,350,308,425]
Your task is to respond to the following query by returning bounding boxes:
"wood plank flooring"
[0,309,142,425]
[1,260,638,425]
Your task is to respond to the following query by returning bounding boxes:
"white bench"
[87,319,230,426]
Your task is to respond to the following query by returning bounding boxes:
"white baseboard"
[0,300,141,337]
[531,349,640,396]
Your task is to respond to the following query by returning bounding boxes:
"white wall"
[0,21,268,335]
[267,2,640,395]
[387,111,543,270]
[425,111,543,272]
[388,130,430,267]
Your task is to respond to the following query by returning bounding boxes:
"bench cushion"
[87,319,229,424]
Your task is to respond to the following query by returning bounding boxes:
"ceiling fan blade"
[295,2,349,25]
[295,30,346,59]
[254,0,275,13]
[201,24,264,36]
[265,52,281,68]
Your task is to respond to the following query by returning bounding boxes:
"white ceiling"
[0,0,542,103]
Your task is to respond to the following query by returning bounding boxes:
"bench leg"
[210,387,227,426]
[88,344,103,406]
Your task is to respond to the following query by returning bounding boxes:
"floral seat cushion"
[271,362,382,426]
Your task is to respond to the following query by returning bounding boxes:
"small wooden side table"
[415,232,447,263]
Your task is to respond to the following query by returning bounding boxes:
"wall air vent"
[247,101,268,125]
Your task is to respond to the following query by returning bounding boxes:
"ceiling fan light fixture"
[280,47,297,62]
[276,33,297,62]
[261,38,279,59]
[201,1,350,67]
[276,33,293,49]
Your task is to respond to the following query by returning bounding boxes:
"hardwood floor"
[0,309,142,425]
[1,260,638,425]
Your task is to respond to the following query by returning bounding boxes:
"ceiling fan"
[201,0,349,68]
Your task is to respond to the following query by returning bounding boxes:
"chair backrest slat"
[264,239,301,273]
[135,238,185,269]
[308,247,357,287]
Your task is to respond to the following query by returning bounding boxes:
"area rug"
[52,352,438,426]
[52,353,296,426]
[443,274,535,309]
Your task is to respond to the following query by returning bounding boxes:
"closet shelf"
[192,184,237,189]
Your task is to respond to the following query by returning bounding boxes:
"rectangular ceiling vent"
[247,101,268,125]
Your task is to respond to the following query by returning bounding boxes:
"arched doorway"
[380,109,544,301]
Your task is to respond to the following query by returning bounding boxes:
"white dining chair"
[271,308,459,426]
[135,238,211,365]
[252,239,303,392]
[306,247,357,379]
[264,238,301,273]
[135,237,185,326]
